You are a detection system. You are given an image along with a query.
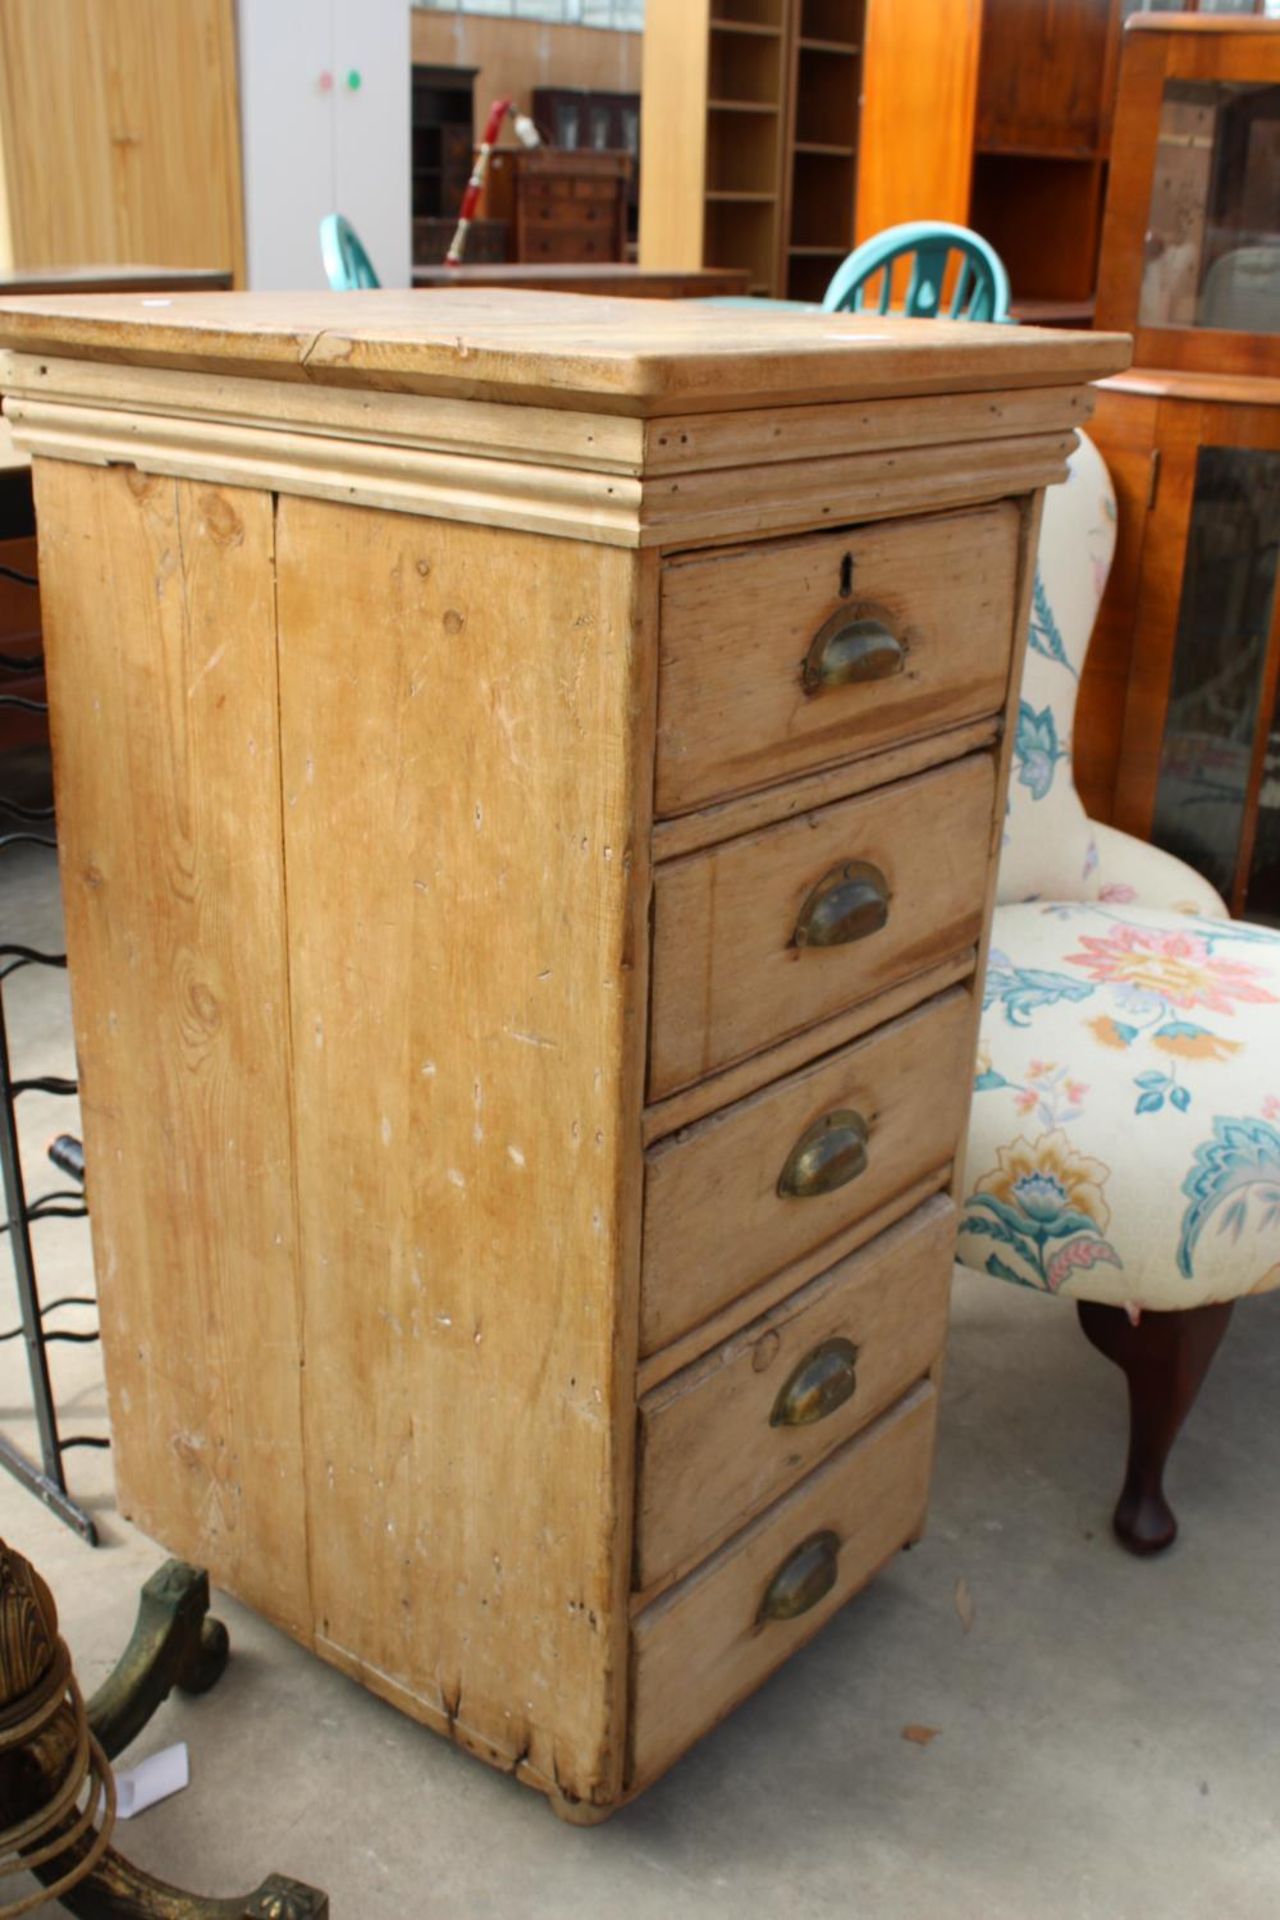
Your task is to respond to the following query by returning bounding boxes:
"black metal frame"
[1,579,102,1544]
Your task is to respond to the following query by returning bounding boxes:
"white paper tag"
[114,1742,190,1821]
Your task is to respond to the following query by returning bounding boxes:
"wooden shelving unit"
[967,0,1126,309]
[783,0,864,298]
[641,0,864,298]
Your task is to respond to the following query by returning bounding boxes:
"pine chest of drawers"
[0,292,1127,1818]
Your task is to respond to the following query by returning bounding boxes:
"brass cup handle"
[802,604,908,695]
[793,861,890,948]
[777,1109,869,1199]
[770,1337,859,1428]
[758,1530,841,1624]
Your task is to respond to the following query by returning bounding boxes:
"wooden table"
[411,263,751,298]
[0,266,234,296]
[0,289,1126,1820]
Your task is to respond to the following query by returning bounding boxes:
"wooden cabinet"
[0,290,1125,1815]
[1081,17,1280,921]
[533,88,642,248]
[238,0,410,291]
[968,0,1126,307]
[483,149,631,266]
[0,0,244,284]
[640,0,891,297]
[412,65,477,225]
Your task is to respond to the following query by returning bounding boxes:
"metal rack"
[0,561,101,1544]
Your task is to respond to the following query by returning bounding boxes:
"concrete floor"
[4,822,1280,1919]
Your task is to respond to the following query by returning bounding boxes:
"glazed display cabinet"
[1081,13,1280,921]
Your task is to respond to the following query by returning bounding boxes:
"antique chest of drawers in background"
[0,293,1127,1817]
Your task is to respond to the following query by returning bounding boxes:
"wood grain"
[0,0,244,284]
[0,353,1096,481]
[976,0,1120,157]
[0,291,1132,416]
[629,1382,938,1788]
[32,458,310,1634]
[638,0,712,274]
[641,986,974,1355]
[651,717,999,862]
[0,387,1081,551]
[634,1194,956,1592]
[855,0,983,240]
[274,498,654,1806]
[633,1167,953,1396]
[16,285,1107,1809]
[649,754,995,1097]
[642,952,977,1144]
[656,504,1019,813]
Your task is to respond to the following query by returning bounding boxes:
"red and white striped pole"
[445,98,541,268]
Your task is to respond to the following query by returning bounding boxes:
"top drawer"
[655,503,1021,816]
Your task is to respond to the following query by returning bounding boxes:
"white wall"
[239,0,411,290]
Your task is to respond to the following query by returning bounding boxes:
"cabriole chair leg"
[1077,1298,1235,1556]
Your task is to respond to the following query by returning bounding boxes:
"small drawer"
[649,752,994,1100]
[635,1195,955,1591]
[629,1381,937,1788]
[641,986,973,1356]
[655,502,1020,816]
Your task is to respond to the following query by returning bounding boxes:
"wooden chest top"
[0,288,1128,413]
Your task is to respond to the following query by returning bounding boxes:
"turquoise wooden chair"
[822,221,1012,323]
[320,214,380,291]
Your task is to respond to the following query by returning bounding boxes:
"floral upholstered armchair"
[957,433,1280,1554]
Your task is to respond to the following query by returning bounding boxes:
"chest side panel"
[274,498,652,1804]
[33,457,311,1631]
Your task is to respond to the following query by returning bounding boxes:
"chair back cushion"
[997,431,1116,905]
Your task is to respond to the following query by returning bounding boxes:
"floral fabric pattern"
[959,902,1280,1311]
[966,1129,1122,1293]
[997,436,1111,906]
[965,436,1265,1316]
[1013,702,1067,803]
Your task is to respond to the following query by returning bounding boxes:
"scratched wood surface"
[656,504,1019,813]
[12,293,1128,1813]
[32,458,311,1634]
[629,1383,938,1788]
[634,1195,957,1593]
[0,289,1130,414]
[641,986,975,1356]
[649,753,996,1097]
[274,498,654,1805]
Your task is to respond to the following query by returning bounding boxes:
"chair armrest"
[1090,821,1229,919]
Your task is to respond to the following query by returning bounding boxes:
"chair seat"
[958,901,1280,1312]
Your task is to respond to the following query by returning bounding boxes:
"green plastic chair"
[822,221,1012,323]
[320,213,380,290]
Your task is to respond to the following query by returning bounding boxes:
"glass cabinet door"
[1138,74,1280,335]
[1150,445,1280,920]
[1245,665,1280,922]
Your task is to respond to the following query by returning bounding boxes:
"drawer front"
[656,503,1019,816]
[641,986,973,1356]
[650,752,994,1100]
[629,1382,937,1788]
[635,1195,955,1590]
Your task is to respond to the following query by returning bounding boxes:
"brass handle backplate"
[757,1530,841,1624]
[802,604,907,695]
[777,1109,869,1199]
[770,1337,859,1427]
[793,861,890,948]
